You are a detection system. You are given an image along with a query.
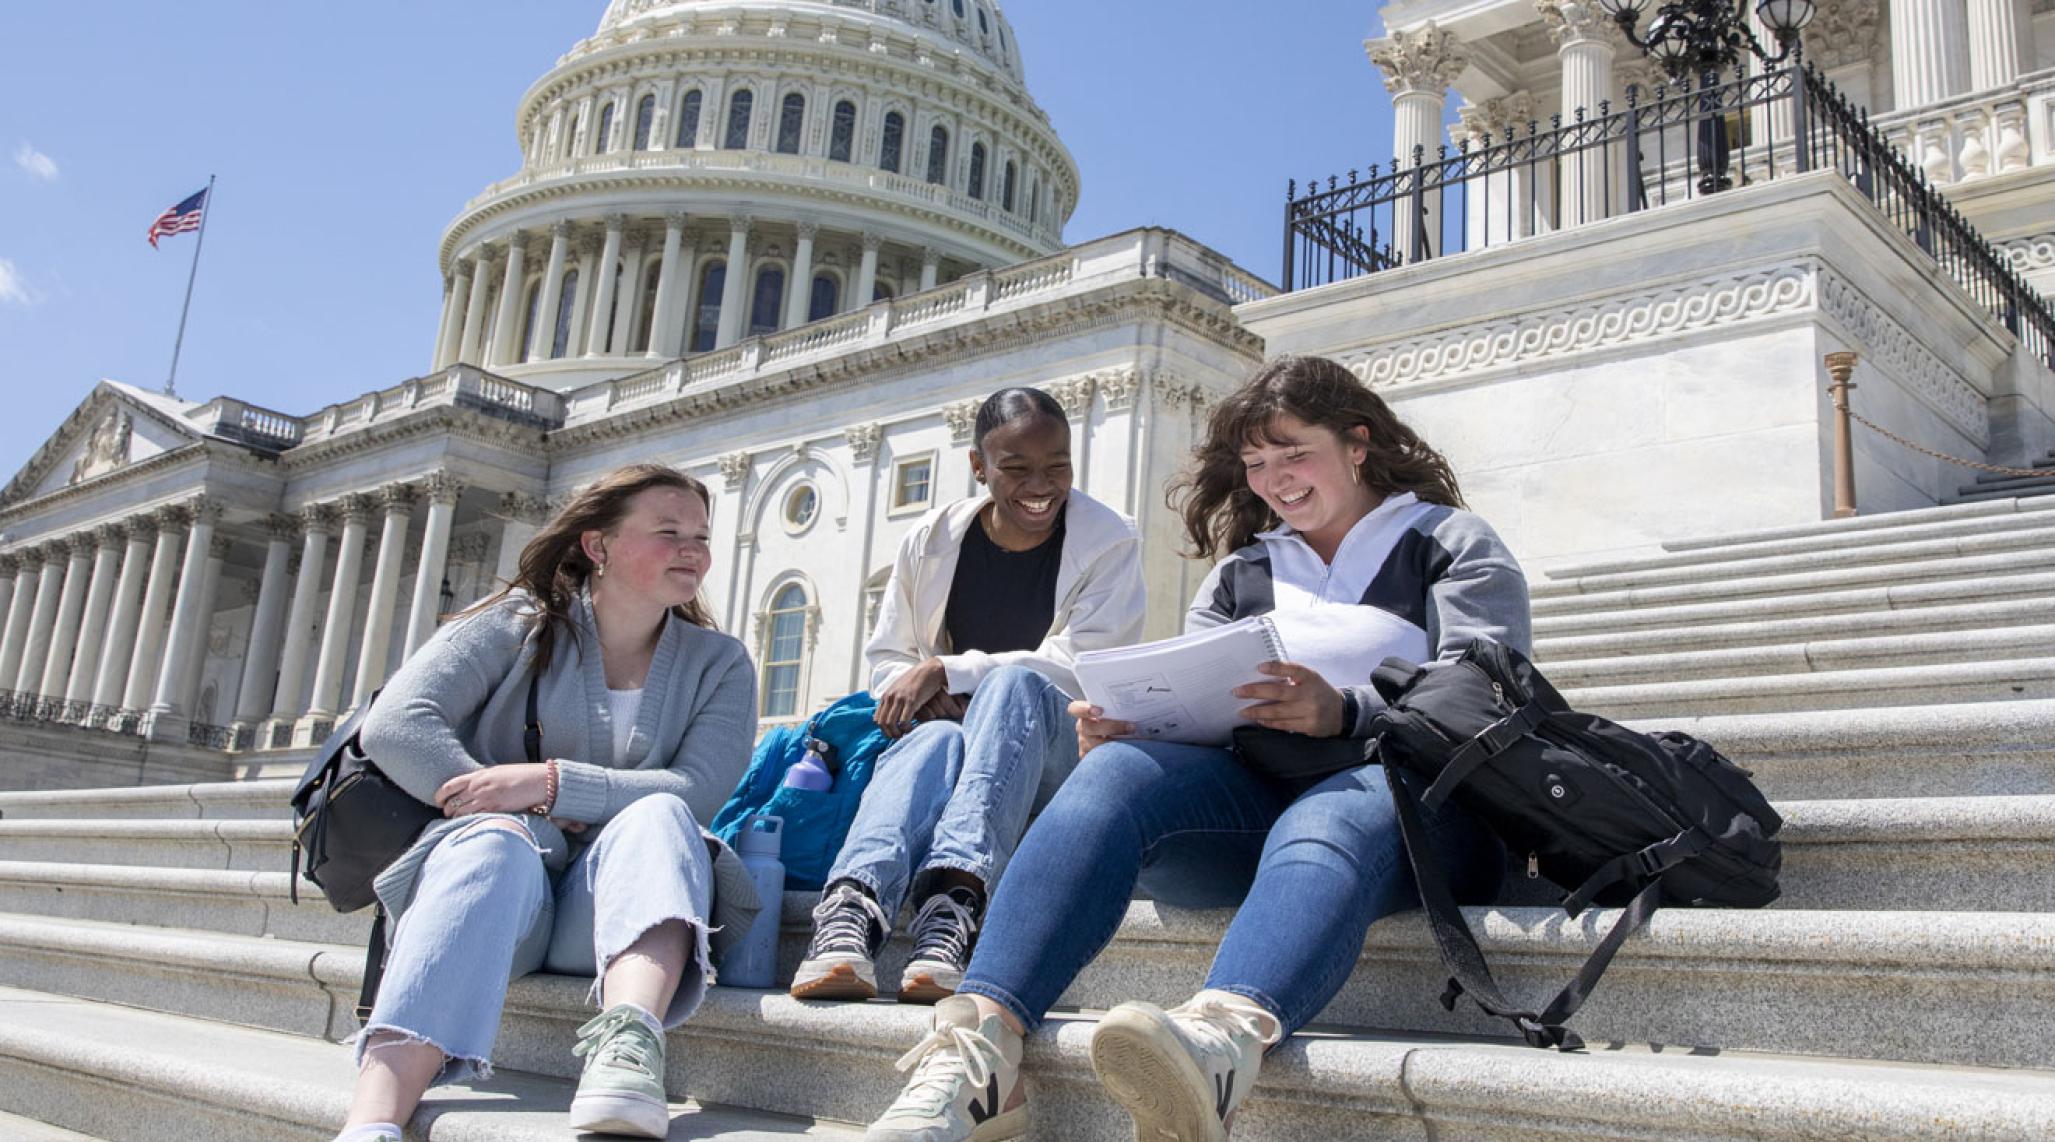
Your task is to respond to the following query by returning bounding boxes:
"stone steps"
[0,1109,104,1141]
[0,778,294,821]
[1533,595,2055,660]
[1530,549,2050,617]
[1562,657,2055,719]
[1954,480,2055,503]
[1541,622,2055,687]
[1658,495,2055,553]
[1531,569,2055,636]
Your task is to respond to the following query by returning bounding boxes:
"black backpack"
[1371,638,1782,1050]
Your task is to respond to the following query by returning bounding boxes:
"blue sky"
[0,1,1396,478]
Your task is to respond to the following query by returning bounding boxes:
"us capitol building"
[0,0,2051,764]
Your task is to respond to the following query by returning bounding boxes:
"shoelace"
[907,891,979,965]
[808,883,890,956]
[890,1019,1006,1116]
[574,1008,659,1076]
[1168,995,1281,1061]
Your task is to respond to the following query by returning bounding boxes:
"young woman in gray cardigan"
[332,464,757,1142]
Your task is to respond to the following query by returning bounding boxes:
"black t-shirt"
[942,505,1067,658]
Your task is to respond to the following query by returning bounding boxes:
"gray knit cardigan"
[358,587,761,952]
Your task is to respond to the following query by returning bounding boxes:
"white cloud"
[0,259,40,306]
[13,142,58,181]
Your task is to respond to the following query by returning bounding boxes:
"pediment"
[1,381,208,508]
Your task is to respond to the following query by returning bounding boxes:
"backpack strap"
[355,904,392,1026]
[523,667,543,765]
[1419,700,1548,812]
[1561,827,1710,918]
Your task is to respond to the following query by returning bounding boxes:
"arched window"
[968,142,987,200]
[633,261,662,353]
[676,90,703,148]
[1002,160,1017,212]
[595,101,616,154]
[633,95,656,150]
[750,266,785,337]
[976,4,989,34]
[519,281,541,362]
[926,125,950,185]
[761,583,809,718]
[1029,177,1040,224]
[808,273,840,322]
[880,111,905,173]
[550,269,579,358]
[829,100,857,162]
[724,89,753,149]
[951,0,964,16]
[690,261,724,353]
[776,92,805,154]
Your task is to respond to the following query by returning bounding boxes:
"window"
[596,102,616,154]
[880,111,904,173]
[1002,161,1017,212]
[808,273,840,322]
[951,0,964,15]
[749,266,785,337]
[1029,177,1040,224]
[976,4,989,34]
[761,583,809,718]
[558,112,574,160]
[519,281,541,362]
[783,483,819,531]
[633,95,656,150]
[677,90,702,147]
[968,142,986,199]
[550,269,579,358]
[828,100,857,162]
[776,93,805,154]
[633,261,661,353]
[893,455,934,510]
[690,261,724,353]
[926,125,950,185]
[725,89,753,149]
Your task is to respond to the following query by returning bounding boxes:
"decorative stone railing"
[190,398,304,449]
[1873,70,2052,188]
[295,364,566,447]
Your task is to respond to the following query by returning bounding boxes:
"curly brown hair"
[1172,356,1464,559]
[469,463,717,669]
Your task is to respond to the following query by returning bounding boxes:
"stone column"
[268,504,333,734]
[1891,0,1970,110]
[585,215,627,357]
[403,473,465,657]
[0,551,38,693]
[1968,0,2031,92]
[63,524,126,705]
[433,265,472,371]
[1369,22,1469,262]
[456,247,499,366]
[0,556,16,686]
[304,494,374,728]
[169,535,231,725]
[232,515,298,728]
[492,493,551,586]
[532,222,573,362]
[854,233,881,308]
[919,248,941,292]
[16,542,71,697]
[612,231,652,354]
[1539,2,1614,226]
[142,499,221,739]
[650,213,689,356]
[566,238,599,356]
[715,217,753,347]
[123,509,188,712]
[783,222,818,330]
[92,521,155,711]
[351,483,418,709]
[34,539,93,700]
[489,235,530,367]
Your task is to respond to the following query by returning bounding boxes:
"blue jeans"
[358,792,715,1084]
[956,739,1504,1038]
[827,665,1079,918]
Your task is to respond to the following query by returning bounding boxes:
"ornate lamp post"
[1596,0,1817,191]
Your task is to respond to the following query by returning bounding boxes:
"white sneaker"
[1089,990,1284,1142]
[866,995,1026,1142]
[791,881,892,1001]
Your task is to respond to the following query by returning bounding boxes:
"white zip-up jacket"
[865,488,1146,700]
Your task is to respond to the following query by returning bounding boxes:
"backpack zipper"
[1527,852,1540,879]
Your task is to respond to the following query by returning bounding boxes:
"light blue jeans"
[358,792,715,1084]
[828,665,1079,918]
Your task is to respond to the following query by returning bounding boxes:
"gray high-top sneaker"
[866,995,1026,1141]
[1089,989,1284,1142]
[568,1004,670,1138]
[792,880,893,1001]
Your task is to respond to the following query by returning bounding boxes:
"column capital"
[552,219,578,240]
[450,259,476,283]
[154,503,192,532]
[730,215,755,238]
[1535,0,1616,50]
[379,483,422,513]
[299,502,337,534]
[0,553,17,576]
[186,496,224,526]
[603,212,628,233]
[920,247,942,269]
[860,231,883,252]
[40,536,73,560]
[422,471,467,505]
[93,522,127,549]
[264,513,303,542]
[844,422,883,465]
[1457,91,1537,143]
[795,220,820,241]
[665,211,690,230]
[1366,22,1469,94]
[472,243,503,266]
[718,451,752,491]
[494,491,553,525]
[125,513,159,541]
[209,535,234,560]
[336,493,379,524]
[944,397,982,444]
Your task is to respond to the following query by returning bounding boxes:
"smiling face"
[1238,413,1381,550]
[582,485,713,613]
[971,412,1073,548]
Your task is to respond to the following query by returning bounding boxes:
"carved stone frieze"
[1366,23,1470,95]
[209,535,234,560]
[1816,270,1989,445]
[1802,0,1880,72]
[494,492,552,525]
[69,409,132,486]
[450,533,492,564]
[2003,232,2055,274]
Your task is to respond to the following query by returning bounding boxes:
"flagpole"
[165,174,216,397]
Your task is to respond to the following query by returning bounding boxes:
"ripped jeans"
[358,792,715,1084]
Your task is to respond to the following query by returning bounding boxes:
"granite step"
[0,862,363,944]
[1530,525,2055,599]
[1530,549,2052,617]
[1659,495,2055,552]
[1953,481,2055,503]
[0,778,294,821]
[1532,595,2055,661]
[0,987,861,1142]
[1532,569,2055,636]
[0,818,292,871]
[0,1109,105,1141]
[1539,622,2055,687]
[1562,657,2055,719]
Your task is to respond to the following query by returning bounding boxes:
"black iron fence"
[1283,63,2055,368]
[0,687,241,751]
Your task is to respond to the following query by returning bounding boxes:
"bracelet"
[530,759,558,816]
[1338,689,1361,736]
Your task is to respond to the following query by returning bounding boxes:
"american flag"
[147,188,208,248]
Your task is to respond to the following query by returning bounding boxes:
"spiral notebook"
[1073,607,1429,746]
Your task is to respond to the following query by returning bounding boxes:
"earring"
[595,562,606,579]
[1351,464,1362,486]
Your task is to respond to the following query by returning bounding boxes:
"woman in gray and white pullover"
[334,464,757,1142]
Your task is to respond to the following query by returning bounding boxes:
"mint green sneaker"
[568,1004,670,1138]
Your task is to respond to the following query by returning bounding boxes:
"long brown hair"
[473,463,717,669]
[1172,355,1464,559]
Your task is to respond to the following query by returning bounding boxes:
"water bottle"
[780,745,835,791]
[723,814,786,989]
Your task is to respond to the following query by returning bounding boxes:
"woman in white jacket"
[789,387,1147,1004]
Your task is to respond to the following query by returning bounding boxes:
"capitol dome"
[430,0,1080,390]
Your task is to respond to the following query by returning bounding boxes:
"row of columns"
[1893,0,2034,110]
[430,215,945,372]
